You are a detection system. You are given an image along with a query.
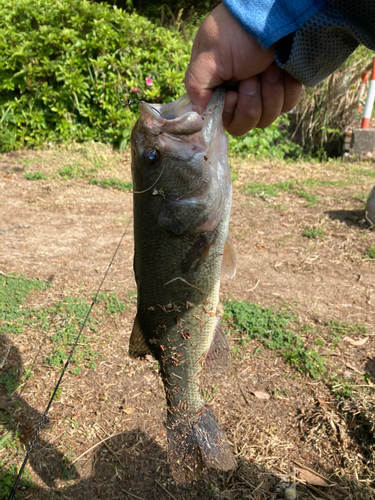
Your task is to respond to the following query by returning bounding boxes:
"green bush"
[0,0,191,152]
[229,115,303,160]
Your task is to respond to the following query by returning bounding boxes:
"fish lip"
[138,86,226,140]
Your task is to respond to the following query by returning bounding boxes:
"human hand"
[184,3,302,136]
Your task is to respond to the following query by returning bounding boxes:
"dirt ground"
[0,143,375,500]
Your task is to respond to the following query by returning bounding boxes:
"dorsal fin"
[129,314,151,358]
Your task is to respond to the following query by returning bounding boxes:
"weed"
[225,300,325,378]
[96,292,130,314]
[302,225,326,239]
[89,178,133,191]
[0,463,34,500]
[57,164,87,179]
[245,182,279,198]
[276,180,319,204]
[365,246,375,259]
[327,319,368,336]
[24,171,48,180]
[0,274,49,335]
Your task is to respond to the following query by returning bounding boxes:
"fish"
[129,87,236,482]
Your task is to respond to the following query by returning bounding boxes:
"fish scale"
[129,87,236,481]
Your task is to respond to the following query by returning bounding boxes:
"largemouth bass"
[129,87,236,481]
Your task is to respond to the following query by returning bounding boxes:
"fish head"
[131,88,231,235]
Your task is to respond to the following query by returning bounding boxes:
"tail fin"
[167,408,235,482]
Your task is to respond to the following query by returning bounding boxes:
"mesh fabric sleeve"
[274,0,375,86]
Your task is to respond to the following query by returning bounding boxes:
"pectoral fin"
[181,231,217,273]
[129,315,151,358]
[221,235,236,278]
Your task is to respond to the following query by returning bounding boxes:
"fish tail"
[167,408,235,482]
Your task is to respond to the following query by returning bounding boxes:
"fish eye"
[144,148,160,166]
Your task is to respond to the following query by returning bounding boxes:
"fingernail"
[224,95,237,113]
[266,66,280,84]
[245,78,260,97]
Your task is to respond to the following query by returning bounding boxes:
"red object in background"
[357,72,368,112]
[361,58,375,129]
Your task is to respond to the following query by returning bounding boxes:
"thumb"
[184,52,225,114]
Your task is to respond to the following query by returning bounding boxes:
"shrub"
[0,0,191,152]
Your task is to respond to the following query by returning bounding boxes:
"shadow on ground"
[1,334,375,500]
[324,209,369,228]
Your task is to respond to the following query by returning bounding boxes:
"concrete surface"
[350,128,375,155]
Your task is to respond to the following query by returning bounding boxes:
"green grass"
[57,164,90,179]
[245,182,279,198]
[88,178,133,191]
[224,300,325,378]
[365,246,375,259]
[245,179,319,204]
[0,462,34,500]
[327,319,368,337]
[24,171,48,180]
[302,225,326,239]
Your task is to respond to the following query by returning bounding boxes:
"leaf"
[256,243,267,251]
[343,336,369,346]
[251,390,270,400]
[122,408,135,414]
[296,468,330,487]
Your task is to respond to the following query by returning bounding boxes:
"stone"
[350,128,375,155]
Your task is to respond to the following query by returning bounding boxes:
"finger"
[184,54,223,114]
[282,72,302,112]
[256,64,284,129]
[224,77,262,136]
[222,91,238,129]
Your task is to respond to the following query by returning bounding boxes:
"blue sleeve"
[222,0,331,49]
[223,0,375,87]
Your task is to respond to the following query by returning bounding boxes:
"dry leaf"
[122,408,135,414]
[251,391,270,400]
[296,468,329,487]
[256,243,267,251]
[343,336,369,346]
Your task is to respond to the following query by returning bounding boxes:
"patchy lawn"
[0,144,374,500]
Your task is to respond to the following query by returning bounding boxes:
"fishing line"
[131,162,166,195]
[7,218,132,500]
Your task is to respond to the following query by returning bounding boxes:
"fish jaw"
[131,87,231,237]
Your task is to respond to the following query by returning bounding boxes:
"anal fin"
[203,319,231,374]
[129,314,152,358]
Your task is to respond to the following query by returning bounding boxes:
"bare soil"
[1,144,375,500]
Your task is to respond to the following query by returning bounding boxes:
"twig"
[164,277,203,294]
[69,431,124,467]
[246,279,260,293]
[156,479,178,500]
[0,344,11,370]
[96,432,124,467]
[122,489,147,500]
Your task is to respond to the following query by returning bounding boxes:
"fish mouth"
[138,87,226,142]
